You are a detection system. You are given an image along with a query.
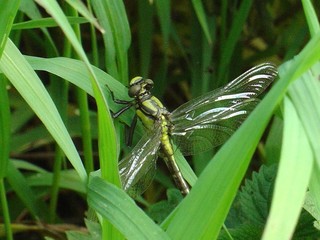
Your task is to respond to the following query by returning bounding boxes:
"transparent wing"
[119,125,162,197]
[170,63,278,156]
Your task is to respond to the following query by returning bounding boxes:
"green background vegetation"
[0,0,320,239]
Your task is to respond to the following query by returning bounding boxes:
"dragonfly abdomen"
[159,116,190,196]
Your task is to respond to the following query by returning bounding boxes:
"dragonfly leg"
[106,84,132,104]
[125,114,137,146]
[112,103,134,118]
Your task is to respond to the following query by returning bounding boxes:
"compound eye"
[129,84,141,97]
[130,76,143,86]
[145,79,154,90]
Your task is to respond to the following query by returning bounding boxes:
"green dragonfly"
[112,63,278,197]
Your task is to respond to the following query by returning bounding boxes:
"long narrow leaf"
[262,97,313,239]
[0,0,19,56]
[0,76,10,178]
[35,0,119,186]
[191,0,212,44]
[88,175,170,240]
[0,39,87,184]
[6,161,50,221]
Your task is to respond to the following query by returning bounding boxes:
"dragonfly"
[111,63,278,197]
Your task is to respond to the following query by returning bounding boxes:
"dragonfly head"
[129,76,154,98]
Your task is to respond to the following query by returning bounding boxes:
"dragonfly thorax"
[128,77,172,131]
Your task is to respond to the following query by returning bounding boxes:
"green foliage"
[147,189,183,223]
[0,0,319,240]
[220,165,320,239]
[66,219,102,240]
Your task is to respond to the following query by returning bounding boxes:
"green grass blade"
[18,1,59,55]
[26,169,86,194]
[0,179,13,240]
[302,0,320,37]
[138,0,154,77]
[65,0,103,32]
[6,161,50,221]
[154,0,170,90]
[287,64,320,165]
[36,0,119,182]
[0,0,19,56]
[12,17,89,30]
[191,0,212,44]
[34,2,120,237]
[155,0,170,49]
[0,40,87,184]
[87,175,170,240]
[264,116,283,164]
[0,76,10,178]
[103,0,131,82]
[287,63,320,221]
[91,0,117,78]
[25,56,134,126]
[91,0,131,82]
[217,0,253,84]
[0,73,13,240]
[262,97,313,239]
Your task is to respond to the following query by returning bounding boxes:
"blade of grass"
[25,169,86,194]
[154,0,170,93]
[91,0,117,79]
[25,56,135,126]
[191,0,212,44]
[88,174,170,240]
[35,1,122,238]
[18,1,59,56]
[190,14,215,97]
[91,0,131,83]
[69,3,95,177]
[288,68,320,172]
[48,2,76,223]
[65,0,103,32]
[217,0,253,85]
[12,17,89,30]
[287,63,320,226]
[262,96,313,239]
[6,161,50,221]
[0,74,13,240]
[102,0,130,82]
[302,0,320,37]
[0,0,19,56]
[138,0,154,77]
[0,39,87,184]
[0,179,13,240]
[0,76,10,178]
[36,0,119,185]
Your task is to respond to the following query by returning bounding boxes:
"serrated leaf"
[218,223,263,240]
[239,165,277,225]
[66,219,101,240]
[294,210,320,239]
[304,192,320,228]
[147,189,183,223]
